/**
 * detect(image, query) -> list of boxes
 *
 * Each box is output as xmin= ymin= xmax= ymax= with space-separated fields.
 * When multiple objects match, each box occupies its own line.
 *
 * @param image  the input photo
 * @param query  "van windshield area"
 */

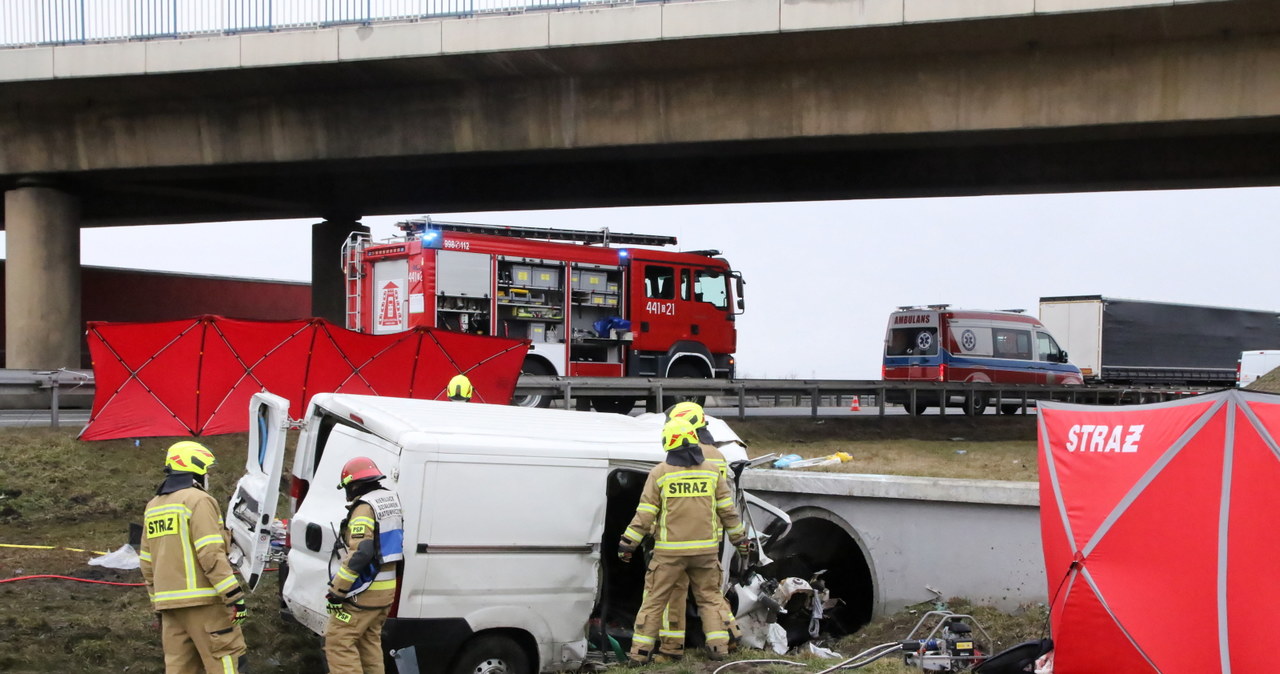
xmin=993 ymin=329 xmax=1032 ymax=359
xmin=887 ymin=327 xmax=938 ymax=356
xmin=1037 ymin=332 xmax=1063 ymax=362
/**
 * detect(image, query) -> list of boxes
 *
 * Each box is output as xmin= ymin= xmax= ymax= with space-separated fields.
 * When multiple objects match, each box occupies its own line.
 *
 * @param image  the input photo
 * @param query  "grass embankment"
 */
xmin=0 ymin=418 xmax=1042 ymax=673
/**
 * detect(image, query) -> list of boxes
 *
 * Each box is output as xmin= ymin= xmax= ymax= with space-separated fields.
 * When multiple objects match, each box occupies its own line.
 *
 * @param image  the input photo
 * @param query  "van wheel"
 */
xmin=999 ymin=404 xmax=1022 ymax=415
xmin=511 ymin=359 xmax=553 ymax=408
xmin=964 ymin=393 xmax=988 ymax=416
xmin=451 ymin=635 xmax=530 ymax=674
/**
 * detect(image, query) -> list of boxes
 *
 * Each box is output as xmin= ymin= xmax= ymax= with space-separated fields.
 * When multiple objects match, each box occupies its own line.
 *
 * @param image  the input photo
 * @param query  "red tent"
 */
xmin=82 ymin=316 xmax=530 ymax=440
xmin=1038 ymin=389 xmax=1280 ymax=673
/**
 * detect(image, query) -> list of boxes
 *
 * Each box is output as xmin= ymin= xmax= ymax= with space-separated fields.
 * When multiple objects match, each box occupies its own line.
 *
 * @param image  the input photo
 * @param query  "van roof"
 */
xmin=309 ymin=393 xmax=670 ymax=462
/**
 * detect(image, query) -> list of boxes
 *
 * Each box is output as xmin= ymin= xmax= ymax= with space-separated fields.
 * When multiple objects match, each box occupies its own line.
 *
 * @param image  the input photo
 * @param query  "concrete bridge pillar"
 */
xmin=4 ymin=184 xmax=82 ymax=369
xmin=312 ymin=219 xmax=368 ymax=326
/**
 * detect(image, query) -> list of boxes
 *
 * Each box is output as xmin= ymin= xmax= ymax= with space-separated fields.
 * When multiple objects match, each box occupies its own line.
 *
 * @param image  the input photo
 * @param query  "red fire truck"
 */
xmin=343 ymin=219 xmax=745 ymax=413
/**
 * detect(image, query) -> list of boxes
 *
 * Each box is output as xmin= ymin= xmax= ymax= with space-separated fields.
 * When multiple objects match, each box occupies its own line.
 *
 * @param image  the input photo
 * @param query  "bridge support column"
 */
xmin=4 ymin=184 xmax=81 ymax=369
xmin=312 ymin=219 xmax=368 ymax=326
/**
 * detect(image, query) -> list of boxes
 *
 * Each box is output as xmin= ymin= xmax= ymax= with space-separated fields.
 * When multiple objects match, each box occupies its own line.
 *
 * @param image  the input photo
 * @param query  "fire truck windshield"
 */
xmin=694 ymin=270 xmax=729 ymax=309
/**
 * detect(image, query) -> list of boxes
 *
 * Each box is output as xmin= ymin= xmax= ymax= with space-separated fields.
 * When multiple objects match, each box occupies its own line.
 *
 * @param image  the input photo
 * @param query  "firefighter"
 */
xmin=619 ymin=419 xmax=749 ymax=665
xmin=140 ymin=441 xmax=248 ymax=674
xmin=447 ymin=373 xmax=473 ymax=402
xmin=656 ymin=402 xmax=739 ymax=661
xmin=325 ymin=456 xmax=405 ymax=674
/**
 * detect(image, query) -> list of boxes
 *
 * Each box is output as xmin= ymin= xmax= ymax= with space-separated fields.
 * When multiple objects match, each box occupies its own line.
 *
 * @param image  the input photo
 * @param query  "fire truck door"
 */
xmin=372 ymin=259 xmax=410 ymax=335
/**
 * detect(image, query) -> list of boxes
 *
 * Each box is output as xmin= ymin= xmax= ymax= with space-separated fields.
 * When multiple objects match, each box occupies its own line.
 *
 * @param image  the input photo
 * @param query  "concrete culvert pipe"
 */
xmin=758 ymin=513 xmax=874 ymax=645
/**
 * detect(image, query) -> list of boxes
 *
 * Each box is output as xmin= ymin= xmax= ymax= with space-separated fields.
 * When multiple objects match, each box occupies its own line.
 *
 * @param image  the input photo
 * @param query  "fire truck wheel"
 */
xmin=591 ymin=397 xmax=636 ymax=415
xmin=512 ymin=359 xmax=554 ymax=408
xmin=662 ymin=361 xmax=709 ymax=409
xmin=999 ymin=404 xmax=1022 ymax=415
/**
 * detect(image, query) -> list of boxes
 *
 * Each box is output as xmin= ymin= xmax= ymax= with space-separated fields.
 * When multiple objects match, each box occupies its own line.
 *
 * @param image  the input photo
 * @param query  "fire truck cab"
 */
xmin=344 ymin=220 xmax=744 ymax=412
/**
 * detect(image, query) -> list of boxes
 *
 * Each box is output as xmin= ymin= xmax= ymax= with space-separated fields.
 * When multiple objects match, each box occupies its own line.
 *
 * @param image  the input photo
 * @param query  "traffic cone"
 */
xmin=849 ymin=395 xmax=861 ymax=411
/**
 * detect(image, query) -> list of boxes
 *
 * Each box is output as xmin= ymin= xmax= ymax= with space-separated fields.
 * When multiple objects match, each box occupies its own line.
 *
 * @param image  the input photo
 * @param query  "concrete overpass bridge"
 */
xmin=1 ymin=0 xmax=1277 ymax=369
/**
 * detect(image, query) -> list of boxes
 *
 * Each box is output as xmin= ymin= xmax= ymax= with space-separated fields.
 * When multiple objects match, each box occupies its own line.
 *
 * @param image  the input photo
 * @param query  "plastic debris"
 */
xmin=88 ymin=544 xmax=140 ymax=570
xmin=774 ymin=452 xmax=852 ymax=469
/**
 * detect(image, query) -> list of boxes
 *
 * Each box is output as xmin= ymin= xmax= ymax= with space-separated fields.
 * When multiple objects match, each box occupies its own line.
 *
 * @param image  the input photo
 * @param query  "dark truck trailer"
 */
xmin=1039 ymin=296 xmax=1280 ymax=386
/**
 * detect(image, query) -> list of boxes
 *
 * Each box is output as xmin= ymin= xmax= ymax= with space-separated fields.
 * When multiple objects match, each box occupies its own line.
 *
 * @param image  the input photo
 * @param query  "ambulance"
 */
xmin=225 ymin=392 xmax=785 ymax=674
xmin=882 ymin=305 xmax=1083 ymax=415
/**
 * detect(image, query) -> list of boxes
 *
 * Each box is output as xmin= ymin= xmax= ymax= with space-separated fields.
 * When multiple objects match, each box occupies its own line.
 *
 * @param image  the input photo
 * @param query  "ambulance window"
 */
xmin=1037 ymin=332 xmax=1063 ymax=361
xmin=694 ymin=270 xmax=729 ymax=309
xmin=645 ymin=266 xmax=675 ymax=299
xmin=888 ymin=328 xmax=937 ymax=356
xmin=993 ymin=329 xmax=1032 ymax=359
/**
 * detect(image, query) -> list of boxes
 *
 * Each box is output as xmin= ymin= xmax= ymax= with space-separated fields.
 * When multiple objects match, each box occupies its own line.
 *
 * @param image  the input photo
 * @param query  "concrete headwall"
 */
xmin=743 ymin=471 xmax=1045 ymax=617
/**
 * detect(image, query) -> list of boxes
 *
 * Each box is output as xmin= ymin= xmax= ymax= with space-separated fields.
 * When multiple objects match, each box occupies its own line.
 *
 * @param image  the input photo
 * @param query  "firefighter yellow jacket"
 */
xmin=623 ymin=458 xmax=745 ymax=556
xmin=140 ymin=486 xmax=243 ymax=611
xmin=328 ymin=501 xmax=398 ymax=609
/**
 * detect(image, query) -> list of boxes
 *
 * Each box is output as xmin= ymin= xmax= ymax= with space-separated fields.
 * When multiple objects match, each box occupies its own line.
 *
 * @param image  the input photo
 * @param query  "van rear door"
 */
xmin=227 ymin=392 xmax=290 ymax=591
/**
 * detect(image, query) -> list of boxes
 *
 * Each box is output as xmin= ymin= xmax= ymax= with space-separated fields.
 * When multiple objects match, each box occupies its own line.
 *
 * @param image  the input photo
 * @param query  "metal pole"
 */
xmin=50 ymin=379 xmax=61 ymax=429
xmin=878 ymin=386 xmax=886 ymax=418
xmin=810 ymin=386 xmax=818 ymax=418
xmin=737 ymin=385 xmax=745 ymax=421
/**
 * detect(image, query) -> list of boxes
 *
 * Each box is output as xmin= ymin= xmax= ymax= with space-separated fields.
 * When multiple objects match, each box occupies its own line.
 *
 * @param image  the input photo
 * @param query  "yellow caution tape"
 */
xmin=0 ymin=543 xmax=111 ymax=555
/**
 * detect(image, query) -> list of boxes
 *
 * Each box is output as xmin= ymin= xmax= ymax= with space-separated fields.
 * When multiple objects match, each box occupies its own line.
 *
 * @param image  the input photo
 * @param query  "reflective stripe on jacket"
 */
xmin=623 ymin=458 xmax=745 ymax=556
xmin=140 ymin=486 xmax=242 ymax=611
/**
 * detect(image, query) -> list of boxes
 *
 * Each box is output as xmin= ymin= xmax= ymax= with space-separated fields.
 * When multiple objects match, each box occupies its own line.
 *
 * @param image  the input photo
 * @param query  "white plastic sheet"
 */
xmin=87 ymin=544 xmax=140 ymax=570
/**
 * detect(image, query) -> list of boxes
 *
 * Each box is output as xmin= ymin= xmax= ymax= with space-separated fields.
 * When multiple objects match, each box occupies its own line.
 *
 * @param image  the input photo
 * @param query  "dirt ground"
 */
xmin=0 ymin=418 xmax=1042 ymax=673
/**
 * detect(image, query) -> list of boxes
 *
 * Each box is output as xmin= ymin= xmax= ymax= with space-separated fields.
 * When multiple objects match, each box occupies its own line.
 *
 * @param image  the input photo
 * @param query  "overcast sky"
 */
xmin=6 ymin=186 xmax=1278 ymax=379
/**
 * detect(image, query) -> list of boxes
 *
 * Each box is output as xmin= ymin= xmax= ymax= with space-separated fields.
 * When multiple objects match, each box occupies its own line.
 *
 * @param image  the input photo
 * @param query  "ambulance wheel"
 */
xmin=511 ymin=359 xmax=553 ymax=408
xmin=964 ymin=393 xmax=988 ymax=416
xmin=451 ymin=634 xmax=530 ymax=674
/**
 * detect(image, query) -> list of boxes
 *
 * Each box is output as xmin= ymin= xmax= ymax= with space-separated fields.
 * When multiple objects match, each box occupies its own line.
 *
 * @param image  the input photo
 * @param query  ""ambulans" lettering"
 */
xmin=666 ymin=479 xmax=711 ymax=497
xmin=894 ymin=314 xmax=933 ymax=325
xmin=1064 ymin=424 xmax=1144 ymax=453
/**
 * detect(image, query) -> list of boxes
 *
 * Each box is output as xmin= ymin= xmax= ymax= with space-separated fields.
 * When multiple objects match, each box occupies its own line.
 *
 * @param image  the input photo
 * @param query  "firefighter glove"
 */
xmin=325 ymin=592 xmax=345 ymax=616
xmin=618 ymin=540 xmax=637 ymax=564
xmin=734 ymin=538 xmax=755 ymax=556
xmin=229 ymin=598 xmax=248 ymax=626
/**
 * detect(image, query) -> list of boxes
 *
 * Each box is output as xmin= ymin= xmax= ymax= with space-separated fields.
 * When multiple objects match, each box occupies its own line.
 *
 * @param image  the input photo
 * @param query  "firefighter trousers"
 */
xmin=659 ymin=572 xmax=741 ymax=658
xmin=324 ymin=603 xmax=390 ymax=674
xmin=160 ymin=602 xmax=246 ymax=674
xmin=630 ymin=553 xmax=737 ymax=662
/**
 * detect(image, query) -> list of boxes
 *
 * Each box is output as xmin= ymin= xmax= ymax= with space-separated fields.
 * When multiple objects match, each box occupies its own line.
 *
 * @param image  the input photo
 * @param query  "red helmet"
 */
xmin=338 ymin=456 xmax=385 ymax=490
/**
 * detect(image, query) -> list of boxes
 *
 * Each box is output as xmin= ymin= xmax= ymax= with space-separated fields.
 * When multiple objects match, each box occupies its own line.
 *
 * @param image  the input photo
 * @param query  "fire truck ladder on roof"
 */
xmin=397 ymin=218 xmax=678 ymax=247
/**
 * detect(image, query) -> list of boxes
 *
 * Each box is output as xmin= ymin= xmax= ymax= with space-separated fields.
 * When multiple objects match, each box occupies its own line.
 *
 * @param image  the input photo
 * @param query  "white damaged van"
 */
xmin=225 ymin=392 xmax=783 ymax=674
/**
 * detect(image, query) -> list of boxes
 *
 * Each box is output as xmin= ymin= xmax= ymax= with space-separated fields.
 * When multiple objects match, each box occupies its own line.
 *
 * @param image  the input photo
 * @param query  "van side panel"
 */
xmin=283 ymin=425 xmax=403 ymax=634
xmin=403 ymin=452 xmax=610 ymax=672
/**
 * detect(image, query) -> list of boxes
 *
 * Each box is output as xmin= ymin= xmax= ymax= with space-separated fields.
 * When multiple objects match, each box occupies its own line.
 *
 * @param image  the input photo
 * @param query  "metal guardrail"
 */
xmin=516 ymin=376 xmax=1212 ymax=418
xmin=1 ymin=0 xmax=666 ymax=48
xmin=0 ymin=369 xmax=1210 ymax=428
xmin=0 ymin=368 xmax=94 ymax=428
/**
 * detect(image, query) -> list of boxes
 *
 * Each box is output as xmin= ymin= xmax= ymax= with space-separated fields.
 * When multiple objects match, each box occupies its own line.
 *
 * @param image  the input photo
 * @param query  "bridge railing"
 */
xmin=0 ymin=368 xmax=94 ymax=428
xmin=1 ymin=0 xmax=663 ymax=48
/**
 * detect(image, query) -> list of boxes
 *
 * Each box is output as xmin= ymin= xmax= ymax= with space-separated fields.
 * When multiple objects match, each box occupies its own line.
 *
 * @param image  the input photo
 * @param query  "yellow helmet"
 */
xmin=662 ymin=419 xmax=699 ymax=452
xmin=165 ymin=441 xmax=216 ymax=476
xmin=447 ymin=374 xmax=474 ymax=402
xmin=666 ymin=401 xmax=707 ymax=429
